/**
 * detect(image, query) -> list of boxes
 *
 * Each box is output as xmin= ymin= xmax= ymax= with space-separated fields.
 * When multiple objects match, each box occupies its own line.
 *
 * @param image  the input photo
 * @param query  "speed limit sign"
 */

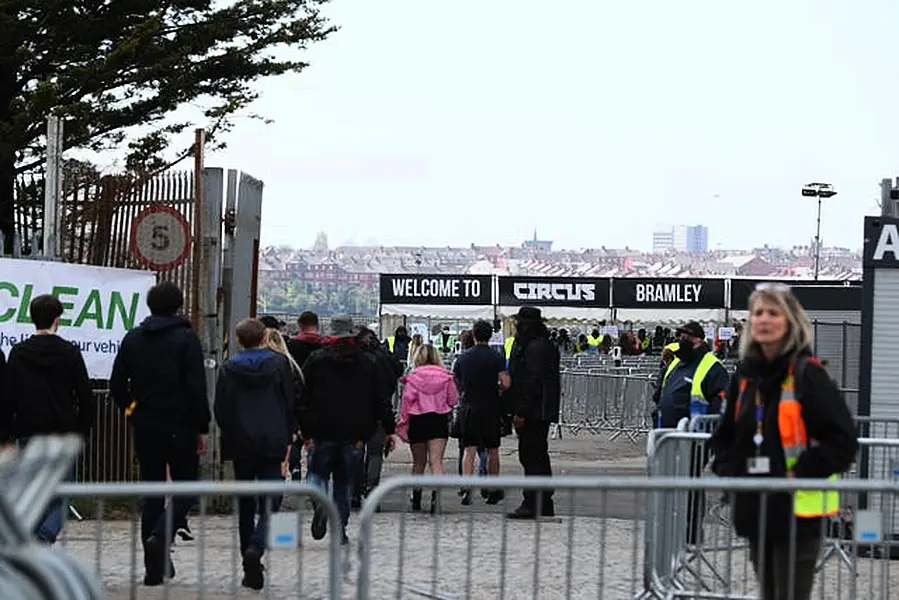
xmin=130 ymin=205 xmax=192 ymax=271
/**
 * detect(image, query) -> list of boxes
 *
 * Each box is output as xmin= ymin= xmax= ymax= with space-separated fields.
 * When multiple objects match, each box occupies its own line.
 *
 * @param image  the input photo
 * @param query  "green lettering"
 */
xmin=107 ymin=291 xmax=139 ymax=330
xmin=51 ymin=285 xmax=78 ymax=327
xmin=74 ymin=289 xmax=104 ymax=329
xmin=16 ymin=284 xmax=33 ymax=324
xmin=0 ymin=281 xmax=18 ymax=322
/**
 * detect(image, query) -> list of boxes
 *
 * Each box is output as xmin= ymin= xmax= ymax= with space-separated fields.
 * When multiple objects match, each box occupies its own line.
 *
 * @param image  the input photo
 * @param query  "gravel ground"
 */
xmin=57 ymin=510 xmax=898 ymax=600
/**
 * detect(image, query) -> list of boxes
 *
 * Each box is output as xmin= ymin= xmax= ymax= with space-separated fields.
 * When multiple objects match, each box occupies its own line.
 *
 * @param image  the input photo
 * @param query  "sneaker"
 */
xmin=311 ymin=502 xmax=328 ymax=541
xmin=176 ymin=526 xmax=194 ymax=542
xmin=241 ymin=546 xmax=264 ymax=591
xmin=340 ymin=531 xmax=350 ymax=546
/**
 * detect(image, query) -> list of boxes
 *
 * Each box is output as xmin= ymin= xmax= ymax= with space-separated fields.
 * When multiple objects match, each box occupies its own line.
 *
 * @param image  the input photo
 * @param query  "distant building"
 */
xmin=652 ymin=230 xmax=675 ymax=253
xmin=658 ymin=225 xmax=709 ymax=253
xmin=522 ymin=229 xmax=553 ymax=252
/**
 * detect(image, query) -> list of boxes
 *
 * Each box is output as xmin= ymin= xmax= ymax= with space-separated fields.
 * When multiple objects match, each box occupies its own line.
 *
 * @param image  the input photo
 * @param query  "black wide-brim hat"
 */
xmin=514 ymin=306 xmax=544 ymax=323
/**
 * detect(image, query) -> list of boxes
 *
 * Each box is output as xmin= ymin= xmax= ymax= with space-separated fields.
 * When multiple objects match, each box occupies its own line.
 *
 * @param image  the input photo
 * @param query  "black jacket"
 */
xmin=655 ymin=344 xmax=729 ymax=428
xmin=507 ymin=326 xmax=561 ymax=422
xmin=300 ymin=339 xmax=396 ymax=442
xmin=214 ymin=348 xmax=296 ymax=461
xmin=362 ymin=342 xmax=400 ymax=400
xmin=287 ymin=332 xmax=329 ymax=368
xmin=110 ymin=315 xmax=211 ymax=435
xmin=0 ymin=334 xmax=94 ymax=442
xmin=710 ymin=352 xmax=857 ymax=542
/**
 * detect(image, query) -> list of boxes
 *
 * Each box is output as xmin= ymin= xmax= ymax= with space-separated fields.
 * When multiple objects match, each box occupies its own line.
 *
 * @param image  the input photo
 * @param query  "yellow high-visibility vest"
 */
xmin=504 ymin=336 xmax=515 ymax=359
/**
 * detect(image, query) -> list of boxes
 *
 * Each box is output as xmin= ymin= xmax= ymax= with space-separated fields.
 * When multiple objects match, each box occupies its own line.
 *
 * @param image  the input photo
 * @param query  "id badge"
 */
xmin=747 ymin=457 xmax=770 ymax=475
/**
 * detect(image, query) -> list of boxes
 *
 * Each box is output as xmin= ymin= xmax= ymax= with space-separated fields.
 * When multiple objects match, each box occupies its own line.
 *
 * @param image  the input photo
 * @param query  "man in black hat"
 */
xmin=505 ymin=306 xmax=561 ymax=520
xmin=655 ymin=320 xmax=729 ymax=546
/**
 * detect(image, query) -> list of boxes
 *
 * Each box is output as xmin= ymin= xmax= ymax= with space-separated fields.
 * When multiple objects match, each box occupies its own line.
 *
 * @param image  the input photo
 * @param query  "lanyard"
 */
xmin=752 ymin=386 xmax=765 ymax=454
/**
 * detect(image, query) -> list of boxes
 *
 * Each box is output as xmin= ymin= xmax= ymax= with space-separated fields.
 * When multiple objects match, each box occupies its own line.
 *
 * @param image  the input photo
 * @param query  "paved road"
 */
xmin=371 ymin=433 xmax=648 ymax=519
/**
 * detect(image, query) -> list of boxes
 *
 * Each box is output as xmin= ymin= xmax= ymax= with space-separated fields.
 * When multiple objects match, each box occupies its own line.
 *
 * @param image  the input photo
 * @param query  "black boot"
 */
xmin=410 ymin=489 xmax=422 ymax=512
xmin=429 ymin=490 xmax=441 ymax=514
xmin=460 ymin=488 xmax=472 ymax=506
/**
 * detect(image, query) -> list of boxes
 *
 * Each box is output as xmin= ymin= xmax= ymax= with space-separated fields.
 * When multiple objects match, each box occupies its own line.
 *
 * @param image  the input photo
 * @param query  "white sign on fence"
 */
xmin=717 ymin=327 xmax=735 ymax=340
xmin=0 ymin=259 xmax=156 ymax=379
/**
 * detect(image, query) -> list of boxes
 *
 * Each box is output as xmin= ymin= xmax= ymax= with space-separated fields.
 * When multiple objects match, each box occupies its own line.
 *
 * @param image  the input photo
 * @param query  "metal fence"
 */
xmin=355 ymin=474 xmax=899 ymax=600
xmin=54 ymin=480 xmax=345 ymax=599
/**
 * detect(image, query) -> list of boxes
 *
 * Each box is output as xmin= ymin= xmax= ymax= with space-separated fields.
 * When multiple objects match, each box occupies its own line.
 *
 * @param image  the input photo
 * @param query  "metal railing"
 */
xmin=558 ymin=372 xmax=656 ymax=442
xmin=355 ymin=474 xmax=899 ymax=599
xmin=54 ymin=480 xmax=345 ymax=598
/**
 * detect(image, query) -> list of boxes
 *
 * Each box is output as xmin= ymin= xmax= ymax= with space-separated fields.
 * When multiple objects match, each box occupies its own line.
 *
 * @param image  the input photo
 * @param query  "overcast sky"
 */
xmin=211 ymin=0 xmax=899 ymax=252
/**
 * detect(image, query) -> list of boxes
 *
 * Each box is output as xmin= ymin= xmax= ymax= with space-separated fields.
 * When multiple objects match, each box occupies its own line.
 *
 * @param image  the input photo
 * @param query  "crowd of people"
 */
xmin=0 ymin=279 xmax=863 ymax=598
xmin=0 ymin=280 xmax=564 ymax=591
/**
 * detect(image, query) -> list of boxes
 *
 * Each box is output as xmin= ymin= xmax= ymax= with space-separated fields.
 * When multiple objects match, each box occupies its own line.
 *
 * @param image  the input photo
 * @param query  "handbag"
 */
xmin=449 ymin=400 xmax=468 ymax=439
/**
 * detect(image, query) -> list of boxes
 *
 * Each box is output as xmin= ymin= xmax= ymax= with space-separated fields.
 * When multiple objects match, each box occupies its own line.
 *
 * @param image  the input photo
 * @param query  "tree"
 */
xmin=0 ymin=0 xmax=335 ymax=251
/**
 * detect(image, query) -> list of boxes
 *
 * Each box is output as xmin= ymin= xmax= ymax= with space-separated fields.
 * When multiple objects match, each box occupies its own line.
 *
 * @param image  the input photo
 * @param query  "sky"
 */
xmin=206 ymin=0 xmax=899 ymax=252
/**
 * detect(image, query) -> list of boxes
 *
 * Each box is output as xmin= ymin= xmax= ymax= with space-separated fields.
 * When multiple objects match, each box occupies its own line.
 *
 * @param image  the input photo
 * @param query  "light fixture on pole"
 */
xmin=801 ymin=182 xmax=837 ymax=280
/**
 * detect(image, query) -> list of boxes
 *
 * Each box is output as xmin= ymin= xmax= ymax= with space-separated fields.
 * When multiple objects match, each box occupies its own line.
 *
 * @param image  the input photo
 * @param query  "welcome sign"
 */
xmin=0 ymin=259 xmax=156 ymax=378
xmin=379 ymin=274 xmax=492 ymax=305
xmin=612 ymin=278 xmax=726 ymax=309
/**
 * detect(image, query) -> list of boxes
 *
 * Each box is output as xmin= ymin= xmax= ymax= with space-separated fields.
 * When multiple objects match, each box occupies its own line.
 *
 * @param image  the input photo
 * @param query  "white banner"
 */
xmin=0 ymin=259 xmax=156 ymax=379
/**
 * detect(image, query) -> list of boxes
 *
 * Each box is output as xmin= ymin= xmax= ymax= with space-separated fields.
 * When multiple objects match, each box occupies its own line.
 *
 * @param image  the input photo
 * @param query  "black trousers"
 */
xmin=517 ymin=419 xmax=553 ymax=508
xmin=132 ymin=425 xmax=199 ymax=544
xmin=749 ymin=534 xmax=821 ymax=600
xmin=686 ymin=441 xmax=710 ymax=545
xmin=233 ymin=457 xmax=283 ymax=556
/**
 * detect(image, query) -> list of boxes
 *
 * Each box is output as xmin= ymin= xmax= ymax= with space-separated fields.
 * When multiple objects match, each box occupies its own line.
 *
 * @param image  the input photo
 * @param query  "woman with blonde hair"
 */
xmin=397 ymin=343 xmax=458 ymax=513
xmin=709 ymin=283 xmax=857 ymax=600
xmin=407 ymin=333 xmax=424 ymax=366
xmin=263 ymin=328 xmax=304 ymax=479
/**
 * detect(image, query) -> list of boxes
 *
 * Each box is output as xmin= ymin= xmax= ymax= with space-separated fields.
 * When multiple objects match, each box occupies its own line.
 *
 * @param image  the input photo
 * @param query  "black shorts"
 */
xmin=407 ymin=412 xmax=450 ymax=444
xmin=458 ymin=403 xmax=502 ymax=450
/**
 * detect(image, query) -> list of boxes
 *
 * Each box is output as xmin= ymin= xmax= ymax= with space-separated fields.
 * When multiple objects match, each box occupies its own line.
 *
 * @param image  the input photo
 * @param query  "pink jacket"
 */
xmin=396 ymin=365 xmax=459 ymax=442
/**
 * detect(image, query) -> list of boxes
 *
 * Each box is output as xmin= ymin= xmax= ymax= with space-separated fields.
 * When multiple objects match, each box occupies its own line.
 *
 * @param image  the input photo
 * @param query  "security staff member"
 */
xmin=656 ymin=322 xmax=728 ymax=428
xmin=655 ymin=321 xmax=729 ymax=546
xmin=586 ymin=328 xmax=603 ymax=353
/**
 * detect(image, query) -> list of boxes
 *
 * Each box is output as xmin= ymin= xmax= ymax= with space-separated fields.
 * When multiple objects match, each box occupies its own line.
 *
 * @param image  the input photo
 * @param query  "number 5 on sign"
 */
xmin=130 ymin=206 xmax=192 ymax=271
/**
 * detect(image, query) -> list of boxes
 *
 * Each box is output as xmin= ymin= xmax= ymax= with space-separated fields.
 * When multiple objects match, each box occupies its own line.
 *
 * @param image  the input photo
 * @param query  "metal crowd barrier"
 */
xmin=53 ymin=479 xmax=345 ymax=598
xmin=558 ymin=372 xmax=656 ymax=443
xmin=646 ymin=429 xmax=899 ymax=600
xmin=355 ymin=474 xmax=899 ymax=599
xmin=0 ymin=436 xmax=104 ymax=599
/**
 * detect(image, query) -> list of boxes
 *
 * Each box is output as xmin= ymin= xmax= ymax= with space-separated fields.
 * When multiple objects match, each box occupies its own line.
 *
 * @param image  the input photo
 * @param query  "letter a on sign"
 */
xmin=873 ymin=224 xmax=899 ymax=261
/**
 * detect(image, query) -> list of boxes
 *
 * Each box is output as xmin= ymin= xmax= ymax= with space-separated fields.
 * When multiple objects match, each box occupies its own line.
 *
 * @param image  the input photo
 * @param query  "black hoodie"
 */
xmin=214 ymin=348 xmax=295 ymax=461
xmin=0 ymin=334 xmax=94 ymax=442
xmin=301 ymin=338 xmax=396 ymax=442
xmin=110 ymin=315 xmax=210 ymax=435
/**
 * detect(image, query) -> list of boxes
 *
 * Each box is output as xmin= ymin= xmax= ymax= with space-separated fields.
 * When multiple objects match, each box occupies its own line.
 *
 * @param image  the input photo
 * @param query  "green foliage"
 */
xmin=1 ymin=0 xmax=335 ymax=170
xmin=0 ymin=0 xmax=335 ymax=249
xmin=258 ymin=280 xmax=378 ymax=317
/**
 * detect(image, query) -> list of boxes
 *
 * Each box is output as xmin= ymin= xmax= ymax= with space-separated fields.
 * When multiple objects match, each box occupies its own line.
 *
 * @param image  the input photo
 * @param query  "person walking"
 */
xmin=505 ymin=306 xmax=561 ymax=520
xmin=452 ymin=330 xmax=487 ymax=481
xmin=214 ymin=318 xmax=297 ymax=590
xmin=453 ymin=320 xmax=510 ymax=506
xmin=301 ymin=315 xmax=397 ymax=545
xmin=353 ymin=326 xmax=400 ymax=508
xmin=286 ymin=311 xmax=329 ymax=367
xmin=709 ymin=283 xmax=857 ymax=600
xmin=109 ymin=282 xmax=209 ymax=586
xmin=397 ymin=344 xmax=458 ymax=513
xmin=0 ymin=294 xmax=94 ymax=544
xmin=264 ymin=327 xmax=305 ymax=480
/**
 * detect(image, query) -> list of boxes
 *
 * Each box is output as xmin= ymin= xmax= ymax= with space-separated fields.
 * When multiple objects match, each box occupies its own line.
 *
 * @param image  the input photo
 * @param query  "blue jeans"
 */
xmin=36 ymin=499 xmax=65 ymax=544
xmin=233 ymin=457 xmax=283 ymax=556
xmin=306 ymin=441 xmax=363 ymax=532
